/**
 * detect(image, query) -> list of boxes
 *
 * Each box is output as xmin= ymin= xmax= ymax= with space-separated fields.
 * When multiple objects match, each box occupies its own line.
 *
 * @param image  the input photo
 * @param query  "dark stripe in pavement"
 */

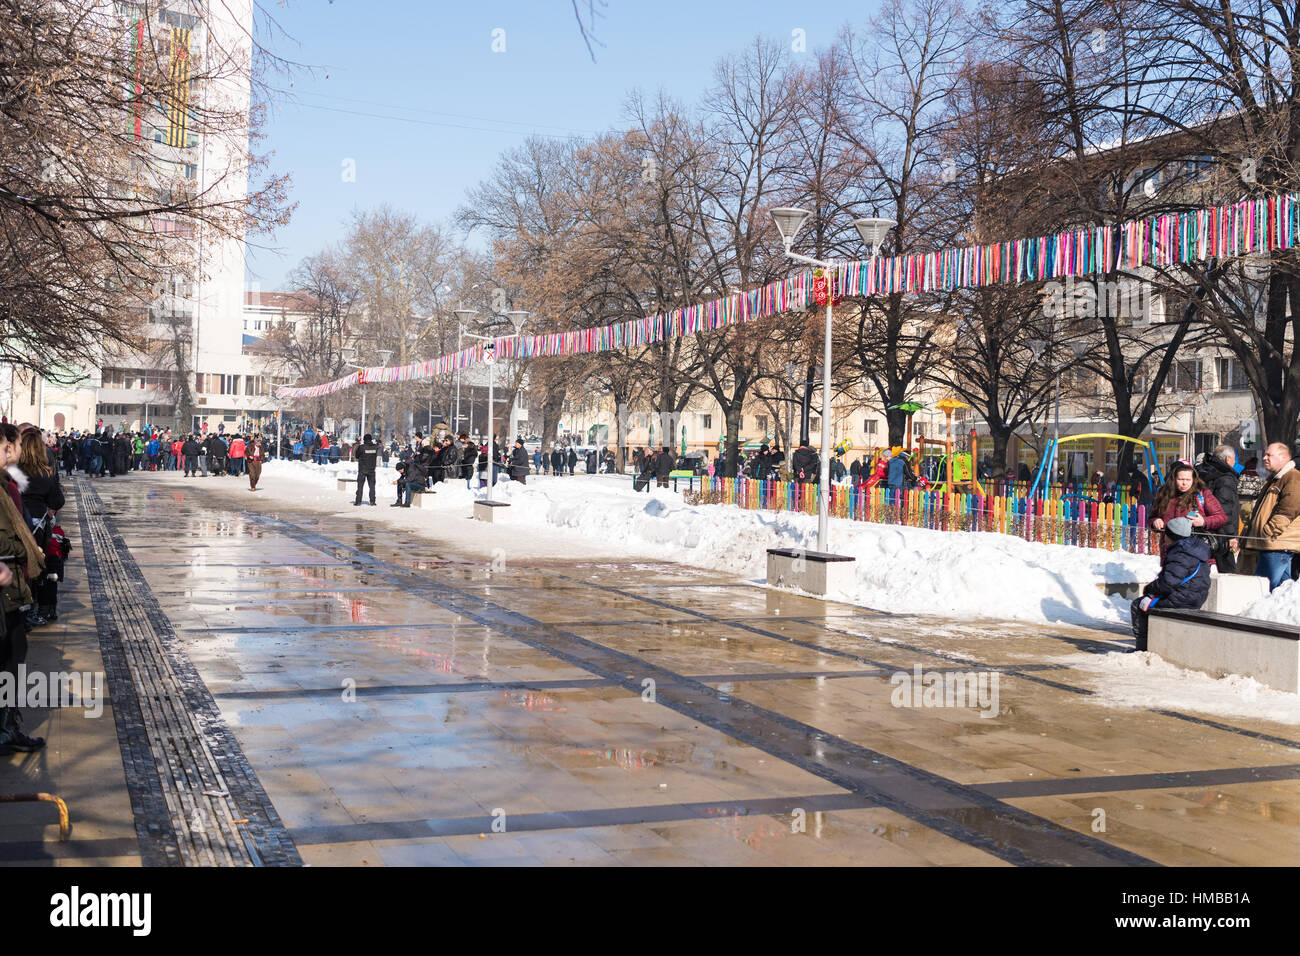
xmin=252 ymin=511 xmax=1156 ymax=867
xmin=290 ymin=793 xmax=869 ymax=846
xmin=290 ymin=762 xmax=1300 ymax=848
xmin=979 ymin=762 xmax=1300 ymax=799
xmin=211 ymin=665 xmax=1067 ymax=704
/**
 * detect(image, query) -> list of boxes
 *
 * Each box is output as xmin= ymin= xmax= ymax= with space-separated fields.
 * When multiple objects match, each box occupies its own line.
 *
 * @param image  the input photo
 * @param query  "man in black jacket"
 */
xmin=1197 ymin=445 xmax=1241 ymax=572
xmin=1130 ymin=516 xmax=1211 ymax=651
xmin=181 ymin=436 xmax=201 ymax=477
xmin=791 ymin=442 xmax=820 ymax=483
xmin=353 ymin=434 xmax=378 ymax=506
xmin=654 ymin=446 xmax=673 ymax=488
xmin=510 ymin=438 xmax=530 ymax=483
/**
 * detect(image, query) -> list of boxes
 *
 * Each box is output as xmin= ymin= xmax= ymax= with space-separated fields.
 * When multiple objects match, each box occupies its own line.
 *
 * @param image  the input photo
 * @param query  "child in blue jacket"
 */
xmin=1131 ymin=516 xmax=1211 ymax=651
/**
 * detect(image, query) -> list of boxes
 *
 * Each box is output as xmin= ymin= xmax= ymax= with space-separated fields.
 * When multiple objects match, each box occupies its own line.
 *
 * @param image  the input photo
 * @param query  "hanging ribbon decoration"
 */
xmin=277 ymin=191 xmax=1300 ymax=399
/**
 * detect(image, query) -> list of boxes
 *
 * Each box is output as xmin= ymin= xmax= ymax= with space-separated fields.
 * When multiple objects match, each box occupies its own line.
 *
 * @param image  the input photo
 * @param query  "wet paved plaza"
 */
xmin=4 ymin=473 xmax=1300 ymax=866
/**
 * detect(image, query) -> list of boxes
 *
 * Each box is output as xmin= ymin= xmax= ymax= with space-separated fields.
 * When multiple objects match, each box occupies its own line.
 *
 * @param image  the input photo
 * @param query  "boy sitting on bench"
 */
xmin=1131 ymin=516 xmax=1211 ymax=651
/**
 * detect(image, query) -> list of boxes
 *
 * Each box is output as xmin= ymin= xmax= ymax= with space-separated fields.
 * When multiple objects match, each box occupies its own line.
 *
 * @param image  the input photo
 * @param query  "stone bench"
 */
xmin=473 ymin=500 xmax=511 ymax=523
xmin=766 ymin=547 xmax=856 ymax=597
xmin=1148 ymin=607 xmax=1300 ymax=693
xmin=1203 ymin=572 xmax=1271 ymax=616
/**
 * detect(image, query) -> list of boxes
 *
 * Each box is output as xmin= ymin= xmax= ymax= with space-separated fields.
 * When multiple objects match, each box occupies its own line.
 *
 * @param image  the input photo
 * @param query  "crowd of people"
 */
xmin=57 ymin=426 xmax=270 ymax=491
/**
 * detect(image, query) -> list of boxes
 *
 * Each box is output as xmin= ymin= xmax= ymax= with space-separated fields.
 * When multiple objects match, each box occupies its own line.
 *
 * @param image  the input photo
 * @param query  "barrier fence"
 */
xmin=683 ymin=478 xmax=1160 ymax=555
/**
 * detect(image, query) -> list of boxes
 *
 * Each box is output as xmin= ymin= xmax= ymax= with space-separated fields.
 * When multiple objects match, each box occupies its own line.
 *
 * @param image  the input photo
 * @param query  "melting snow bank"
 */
xmin=483 ymin=474 xmax=1158 ymax=629
xmin=255 ymin=460 xmax=1159 ymax=629
xmin=1051 ymin=650 xmax=1300 ymax=725
xmin=1241 ymin=578 xmax=1300 ymax=627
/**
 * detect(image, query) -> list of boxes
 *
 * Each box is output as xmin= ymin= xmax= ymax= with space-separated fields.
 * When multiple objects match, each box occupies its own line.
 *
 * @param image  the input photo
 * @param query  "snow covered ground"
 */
xmin=239 ymin=459 xmax=1160 ymax=630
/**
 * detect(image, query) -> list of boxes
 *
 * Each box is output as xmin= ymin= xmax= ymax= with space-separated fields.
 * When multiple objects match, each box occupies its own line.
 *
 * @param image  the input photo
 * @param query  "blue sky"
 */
xmin=244 ymin=0 xmax=868 ymax=290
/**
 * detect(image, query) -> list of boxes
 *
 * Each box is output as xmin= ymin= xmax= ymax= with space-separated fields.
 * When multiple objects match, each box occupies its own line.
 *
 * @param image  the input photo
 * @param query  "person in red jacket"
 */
xmin=228 ymin=434 xmax=246 ymax=477
xmin=1149 ymin=460 xmax=1226 ymax=559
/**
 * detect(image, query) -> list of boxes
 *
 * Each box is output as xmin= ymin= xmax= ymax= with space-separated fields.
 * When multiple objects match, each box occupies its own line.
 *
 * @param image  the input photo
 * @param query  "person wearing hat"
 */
xmin=509 ymin=437 xmax=530 ymax=484
xmin=246 ymin=433 xmax=266 ymax=491
xmin=353 ymin=434 xmax=378 ymax=505
xmin=1130 ymin=515 xmax=1211 ymax=651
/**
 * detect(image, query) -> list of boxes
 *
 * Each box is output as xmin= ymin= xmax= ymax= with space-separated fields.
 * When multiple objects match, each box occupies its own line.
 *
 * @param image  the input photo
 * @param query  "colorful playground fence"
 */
xmin=683 ymin=478 xmax=1160 ymax=555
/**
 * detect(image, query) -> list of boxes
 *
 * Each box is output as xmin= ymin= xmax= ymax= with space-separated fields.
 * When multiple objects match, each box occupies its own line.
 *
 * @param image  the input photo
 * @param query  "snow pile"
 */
xmin=242 ymin=460 xmax=1159 ymax=629
xmin=1055 ymin=649 xmax=1300 ymax=724
xmin=487 ymin=475 xmax=1158 ymax=628
xmin=1240 ymin=578 xmax=1300 ymax=627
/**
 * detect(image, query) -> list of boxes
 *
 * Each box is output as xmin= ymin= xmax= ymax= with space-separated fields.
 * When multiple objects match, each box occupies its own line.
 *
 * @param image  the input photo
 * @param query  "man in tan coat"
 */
xmin=1244 ymin=442 xmax=1300 ymax=590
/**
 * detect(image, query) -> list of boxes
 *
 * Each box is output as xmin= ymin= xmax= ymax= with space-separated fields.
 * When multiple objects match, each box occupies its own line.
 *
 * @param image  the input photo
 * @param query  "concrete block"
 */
xmin=1204 ymin=573 xmax=1271 ymax=616
xmin=473 ymin=500 xmax=511 ymax=523
xmin=1148 ymin=608 xmax=1300 ymax=693
xmin=415 ymin=492 xmax=440 ymax=510
xmin=336 ymin=478 xmax=356 ymax=491
xmin=766 ymin=548 xmax=856 ymax=597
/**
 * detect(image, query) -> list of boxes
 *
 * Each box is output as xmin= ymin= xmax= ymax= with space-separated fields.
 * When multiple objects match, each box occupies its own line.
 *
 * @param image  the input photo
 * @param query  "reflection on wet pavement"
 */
xmin=87 ymin=478 xmax=1300 ymax=866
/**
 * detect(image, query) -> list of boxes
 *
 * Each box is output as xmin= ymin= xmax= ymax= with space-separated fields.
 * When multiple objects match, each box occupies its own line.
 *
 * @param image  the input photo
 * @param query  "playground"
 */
xmin=704 ymin=401 xmax=1173 ymax=557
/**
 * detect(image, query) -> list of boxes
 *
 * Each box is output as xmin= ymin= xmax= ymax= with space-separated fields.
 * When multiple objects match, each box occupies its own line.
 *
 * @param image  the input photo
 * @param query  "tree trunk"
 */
xmin=885 ymin=405 xmax=907 ymax=447
xmin=723 ymin=403 xmax=743 ymax=478
xmin=988 ymin=426 xmax=1011 ymax=476
xmin=540 ymin=385 xmax=566 ymax=445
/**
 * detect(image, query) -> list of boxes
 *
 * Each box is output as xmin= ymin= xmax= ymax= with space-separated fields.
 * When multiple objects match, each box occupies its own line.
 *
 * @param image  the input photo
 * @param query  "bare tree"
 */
xmin=0 ymin=0 xmax=291 ymax=376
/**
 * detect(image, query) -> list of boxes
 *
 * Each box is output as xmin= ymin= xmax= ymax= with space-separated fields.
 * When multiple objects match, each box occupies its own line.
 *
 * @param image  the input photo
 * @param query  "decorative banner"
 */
xmin=276 ymin=191 xmax=1300 ymax=400
xmin=165 ymin=28 xmax=191 ymax=148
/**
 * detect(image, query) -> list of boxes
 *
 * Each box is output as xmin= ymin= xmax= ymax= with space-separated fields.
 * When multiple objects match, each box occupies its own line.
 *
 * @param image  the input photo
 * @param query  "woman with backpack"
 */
xmin=1149 ymin=461 xmax=1227 ymax=560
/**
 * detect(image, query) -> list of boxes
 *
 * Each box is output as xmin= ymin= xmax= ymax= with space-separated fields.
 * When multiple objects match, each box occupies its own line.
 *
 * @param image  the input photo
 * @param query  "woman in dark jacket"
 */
xmin=18 ymin=431 xmax=62 ymax=625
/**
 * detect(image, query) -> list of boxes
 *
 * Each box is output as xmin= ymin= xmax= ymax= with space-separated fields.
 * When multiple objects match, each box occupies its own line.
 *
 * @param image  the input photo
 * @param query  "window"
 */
xmin=1169 ymin=359 xmax=1202 ymax=391
xmin=29 ymin=376 xmax=36 ymax=406
xmin=1216 ymin=357 xmax=1248 ymax=391
xmin=756 ymin=415 xmax=768 ymax=433
xmin=810 ymin=417 xmax=821 ymax=431
xmin=864 ymin=419 xmax=878 ymax=434
xmin=702 ymin=414 xmax=712 ymax=430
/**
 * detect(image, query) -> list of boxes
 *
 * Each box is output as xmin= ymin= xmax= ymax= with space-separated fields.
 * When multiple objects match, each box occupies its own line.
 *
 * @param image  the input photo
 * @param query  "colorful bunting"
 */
xmin=276 ymin=191 xmax=1300 ymax=400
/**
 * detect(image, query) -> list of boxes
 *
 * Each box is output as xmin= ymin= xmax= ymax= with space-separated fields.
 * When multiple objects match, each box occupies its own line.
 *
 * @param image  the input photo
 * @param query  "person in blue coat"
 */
xmin=1130 ymin=516 xmax=1211 ymax=651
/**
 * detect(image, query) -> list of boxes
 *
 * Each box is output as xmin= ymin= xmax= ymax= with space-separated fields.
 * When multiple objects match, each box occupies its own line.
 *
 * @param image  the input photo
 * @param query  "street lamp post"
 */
xmin=454 ymin=310 xmax=476 ymax=438
xmin=343 ymin=349 xmax=392 ymax=442
xmin=460 ymin=309 xmax=529 ymax=502
xmin=770 ymin=208 xmax=895 ymax=553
